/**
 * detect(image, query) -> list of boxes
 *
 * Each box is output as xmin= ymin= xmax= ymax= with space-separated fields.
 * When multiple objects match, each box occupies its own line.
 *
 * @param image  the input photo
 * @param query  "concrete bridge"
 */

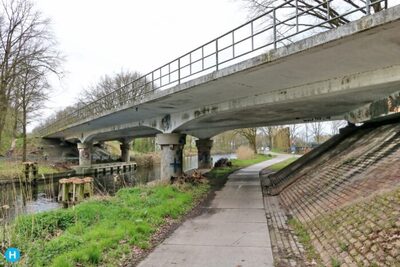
xmin=39 ymin=1 xmax=400 ymax=179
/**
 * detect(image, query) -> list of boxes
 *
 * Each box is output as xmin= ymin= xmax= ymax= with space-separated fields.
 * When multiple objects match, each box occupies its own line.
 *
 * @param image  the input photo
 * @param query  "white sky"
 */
xmin=34 ymin=0 xmax=248 ymax=120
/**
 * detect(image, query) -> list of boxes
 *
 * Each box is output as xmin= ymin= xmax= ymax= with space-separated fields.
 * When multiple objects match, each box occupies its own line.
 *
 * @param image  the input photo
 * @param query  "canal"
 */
xmin=0 ymin=154 xmax=235 ymax=222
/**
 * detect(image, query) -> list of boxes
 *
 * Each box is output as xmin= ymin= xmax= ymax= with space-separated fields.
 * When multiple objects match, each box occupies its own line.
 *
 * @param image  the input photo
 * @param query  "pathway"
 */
xmin=138 ymin=154 xmax=293 ymax=267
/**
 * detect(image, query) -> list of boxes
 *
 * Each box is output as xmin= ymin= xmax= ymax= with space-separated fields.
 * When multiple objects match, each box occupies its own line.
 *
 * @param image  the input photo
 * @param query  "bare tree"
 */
xmin=234 ymin=127 xmax=258 ymax=153
xmin=78 ymin=70 xmax=152 ymax=113
xmin=288 ymin=124 xmax=299 ymax=144
xmin=0 ymin=0 xmax=61 ymax=147
xmin=260 ymin=126 xmax=282 ymax=149
xmin=15 ymin=64 xmax=49 ymax=161
xmin=330 ymin=120 xmax=347 ymax=135
xmin=242 ymin=0 xmax=383 ymax=25
xmin=310 ymin=122 xmax=325 ymax=144
xmin=241 ymin=0 xmax=384 ymax=48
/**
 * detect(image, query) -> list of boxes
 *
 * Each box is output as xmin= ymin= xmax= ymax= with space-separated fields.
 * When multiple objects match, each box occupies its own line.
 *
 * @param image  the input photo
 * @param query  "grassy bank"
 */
xmin=206 ymin=154 xmax=273 ymax=185
xmin=267 ymin=157 xmax=297 ymax=172
xmin=0 ymin=161 xmax=60 ymax=180
xmin=231 ymin=154 xmax=273 ymax=167
xmin=1 ymin=154 xmax=272 ymax=266
xmin=1 ymin=183 xmax=209 ymax=266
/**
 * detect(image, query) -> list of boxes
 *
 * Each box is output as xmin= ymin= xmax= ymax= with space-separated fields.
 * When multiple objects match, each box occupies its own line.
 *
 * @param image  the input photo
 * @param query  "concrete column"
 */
xmin=120 ymin=140 xmax=131 ymax=163
xmin=196 ymin=139 xmax=213 ymax=169
xmin=156 ymin=133 xmax=186 ymax=180
xmin=77 ymin=142 xmax=92 ymax=166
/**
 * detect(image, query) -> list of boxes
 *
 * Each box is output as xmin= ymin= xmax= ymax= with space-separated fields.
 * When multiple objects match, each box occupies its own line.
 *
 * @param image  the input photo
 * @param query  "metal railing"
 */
xmin=38 ymin=0 xmax=391 ymax=137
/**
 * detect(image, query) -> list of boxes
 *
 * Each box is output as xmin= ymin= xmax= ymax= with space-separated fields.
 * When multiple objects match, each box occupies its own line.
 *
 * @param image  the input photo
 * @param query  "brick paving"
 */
xmin=263 ymin=123 xmax=400 ymax=266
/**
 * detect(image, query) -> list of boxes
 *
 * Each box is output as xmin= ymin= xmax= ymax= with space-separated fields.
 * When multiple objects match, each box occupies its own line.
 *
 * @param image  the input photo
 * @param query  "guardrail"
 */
xmin=38 ymin=0 xmax=391 ymax=137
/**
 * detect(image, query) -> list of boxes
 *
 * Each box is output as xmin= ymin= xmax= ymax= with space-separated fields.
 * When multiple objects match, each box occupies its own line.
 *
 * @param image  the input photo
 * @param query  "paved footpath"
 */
xmin=138 ymin=154 xmax=292 ymax=267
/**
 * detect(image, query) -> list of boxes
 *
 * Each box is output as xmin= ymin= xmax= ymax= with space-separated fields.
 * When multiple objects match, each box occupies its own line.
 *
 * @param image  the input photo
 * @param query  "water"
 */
xmin=0 ymin=154 xmax=235 ymax=222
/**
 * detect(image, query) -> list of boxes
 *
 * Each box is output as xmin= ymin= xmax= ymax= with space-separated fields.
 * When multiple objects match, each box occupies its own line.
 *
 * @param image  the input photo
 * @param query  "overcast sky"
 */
xmin=33 ymin=0 xmax=248 ymax=120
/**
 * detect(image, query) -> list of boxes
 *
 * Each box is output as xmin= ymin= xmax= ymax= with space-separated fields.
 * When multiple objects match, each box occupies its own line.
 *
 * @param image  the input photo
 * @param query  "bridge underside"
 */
xmin=46 ymin=6 xmax=400 ymax=143
xmin=41 ymin=6 xmax=400 ymax=181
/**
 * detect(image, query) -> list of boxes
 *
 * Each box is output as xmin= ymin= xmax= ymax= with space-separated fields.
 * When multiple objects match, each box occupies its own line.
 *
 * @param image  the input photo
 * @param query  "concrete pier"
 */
xmin=156 ymin=133 xmax=186 ymax=180
xmin=77 ymin=142 xmax=92 ymax=166
xmin=120 ymin=139 xmax=131 ymax=163
xmin=196 ymin=139 xmax=213 ymax=169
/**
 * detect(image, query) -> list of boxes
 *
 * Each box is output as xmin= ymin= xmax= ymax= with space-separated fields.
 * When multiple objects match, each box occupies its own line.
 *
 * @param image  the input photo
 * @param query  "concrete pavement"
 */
xmin=138 ymin=154 xmax=293 ymax=267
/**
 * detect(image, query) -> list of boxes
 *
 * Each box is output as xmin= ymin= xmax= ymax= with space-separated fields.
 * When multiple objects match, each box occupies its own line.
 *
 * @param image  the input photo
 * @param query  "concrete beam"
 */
xmin=345 ymin=91 xmax=400 ymax=123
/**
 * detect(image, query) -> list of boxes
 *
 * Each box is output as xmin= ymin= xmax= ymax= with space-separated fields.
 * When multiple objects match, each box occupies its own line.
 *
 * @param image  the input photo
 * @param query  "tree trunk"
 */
xmin=250 ymin=138 xmax=257 ymax=154
xmin=9 ymin=102 xmax=20 ymax=155
xmin=22 ymin=105 xmax=27 ymax=162
xmin=0 ymin=96 xmax=8 ymax=147
xmin=22 ymin=101 xmax=27 ymax=162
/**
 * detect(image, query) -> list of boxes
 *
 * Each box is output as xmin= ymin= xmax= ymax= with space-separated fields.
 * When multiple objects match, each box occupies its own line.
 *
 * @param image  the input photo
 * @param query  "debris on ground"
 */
xmin=214 ymin=158 xmax=232 ymax=168
xmin=170 ymin=170 xmax=208 ymax=185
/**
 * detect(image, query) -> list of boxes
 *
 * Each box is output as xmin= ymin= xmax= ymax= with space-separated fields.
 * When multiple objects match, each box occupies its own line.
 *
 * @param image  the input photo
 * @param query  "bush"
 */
xmin=133 ymin=152 xmax=160 ymax=167
xmin=236 ymin=146 xmax=255 ymax=160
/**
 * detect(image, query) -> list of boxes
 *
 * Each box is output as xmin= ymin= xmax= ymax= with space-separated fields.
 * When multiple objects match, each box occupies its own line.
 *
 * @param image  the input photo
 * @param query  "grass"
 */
xmin=331 ymin=257 xmax=341 ymax=267
xmin=230 ymin=154 xmax=273 ymax=168
xmin=0 ymin=161 xmax=61 ymax=179
xmin=288 ymin=218 xmax=321 ymax=263
xmin=267 ymin=157 xmax=298 ymax=172
xmin=0 ymin=154 xmax=273 ymax=266
xmin=1 ymin=183 xmax=209 ymax=266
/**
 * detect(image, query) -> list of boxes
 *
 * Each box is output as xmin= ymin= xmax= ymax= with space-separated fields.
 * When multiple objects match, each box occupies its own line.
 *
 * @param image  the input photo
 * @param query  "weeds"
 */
xmin=339 ymin=242 xmax=349 ymax=252
xmin=1 ymin=183 xmax=209 ymax=266
xmin=288 ymin=218 xmax=321 ymax=263
xmin=331 ymin=257 xmax=341 ymax=267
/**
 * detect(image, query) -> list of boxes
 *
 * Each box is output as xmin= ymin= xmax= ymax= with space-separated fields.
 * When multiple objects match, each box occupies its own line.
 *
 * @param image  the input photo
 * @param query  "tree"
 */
xmin=260 ymin=126 xmax=282 ymax=149
xmin=16 ymin=64 xmax=49 ymax=161
xmin=241 ymin=0 xmax=384 ymax=48
xmin=0 ymin=0 xmax=61 ymax=148
xmin=242 ymin=0 xmax=383 ymax=25
xmin=234 ymin=128 xmax=258 ymax=153
xmin=289 ymin=124 xmax=299 ymax=144
xmin=310 ymin=122 xmax=325 ymax=144
xmin=330 ymin=120 xmax=347 ymax=135
xmin=79 ymin=70 xmax=152 ymax=112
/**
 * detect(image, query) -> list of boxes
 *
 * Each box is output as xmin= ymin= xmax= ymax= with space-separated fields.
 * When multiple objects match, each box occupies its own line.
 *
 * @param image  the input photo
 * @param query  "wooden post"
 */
xmin=57 ymin=177 xmax=94 ymax=207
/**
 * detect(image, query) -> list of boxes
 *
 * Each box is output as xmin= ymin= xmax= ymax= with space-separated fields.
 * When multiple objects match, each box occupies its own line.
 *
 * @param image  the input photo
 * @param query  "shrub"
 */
xmin=236 ymin=146 xmax=255 ymax=160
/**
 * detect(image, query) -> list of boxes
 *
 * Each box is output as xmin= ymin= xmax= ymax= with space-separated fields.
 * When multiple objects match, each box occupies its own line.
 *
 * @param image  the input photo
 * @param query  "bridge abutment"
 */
xmin=156 ymin=133 xmax=186 ymax=180
xmin=78 ymin=142 xmax=92 ymax=166
xmin=196 ymin=138 xmax=213 ymax=169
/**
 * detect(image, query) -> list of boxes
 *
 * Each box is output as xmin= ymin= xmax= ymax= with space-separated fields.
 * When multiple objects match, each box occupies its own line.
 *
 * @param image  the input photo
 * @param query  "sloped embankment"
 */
xmin=263 ymin=121 xmax=400 ymax=266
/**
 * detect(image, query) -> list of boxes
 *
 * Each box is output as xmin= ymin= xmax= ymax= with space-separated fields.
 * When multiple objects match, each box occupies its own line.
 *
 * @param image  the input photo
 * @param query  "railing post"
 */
xmin=177 ymin=59 xmax=180 ymax=84
xmin=251 ymin=21 xmax=254 ymax=50
xmin=296 ymin=0 xmax=299 ymax=32
xmin=216 ymin=40 xmax=219 ymax=71
xmin=366 ymin=0 xmax=371 ymax=14
xmin=273 ymin=9 xmax=277 ymax=49
xmin=201 ymin=46 xmax=204 ymax=70
xmin=232 ymin=32 xmax=235 ymax=58
xmin=326 ymin=0 xmax=330 ymax=20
